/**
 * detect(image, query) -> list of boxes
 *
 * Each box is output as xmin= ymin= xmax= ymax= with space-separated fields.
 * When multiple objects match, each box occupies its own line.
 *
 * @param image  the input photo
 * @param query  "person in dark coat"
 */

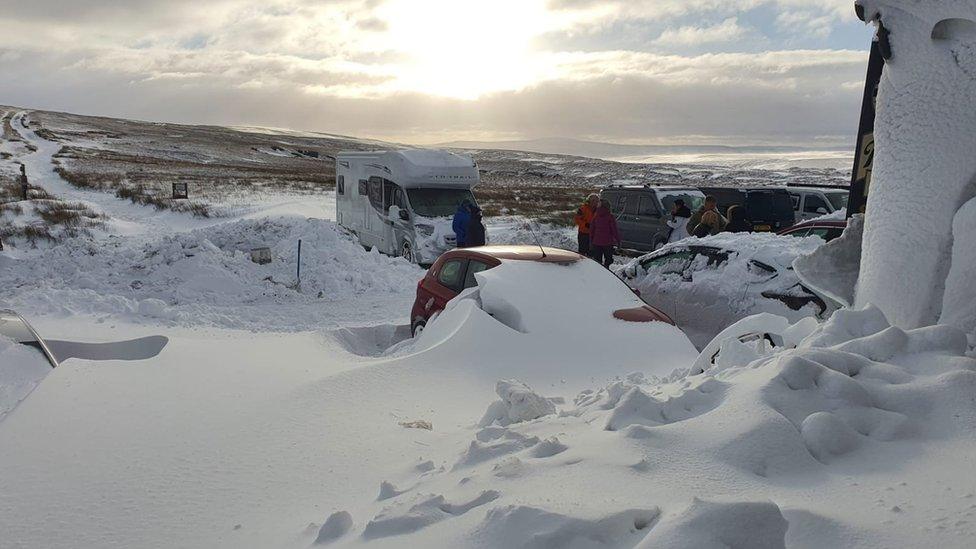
xmin=588 ymin=199 xmax=621 ymax=268
xmin=452 ymin=200 xmax=472 ymax=247
xmin=725 ymin=205 xmax=753 ymax=233
xmin=466 ymin=206 xmax=487 ymax=247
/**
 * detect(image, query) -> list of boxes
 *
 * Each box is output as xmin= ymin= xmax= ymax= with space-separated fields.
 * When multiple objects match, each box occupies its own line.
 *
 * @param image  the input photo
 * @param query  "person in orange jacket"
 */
xmin=574 ymin=193 xmax=600 ymax=256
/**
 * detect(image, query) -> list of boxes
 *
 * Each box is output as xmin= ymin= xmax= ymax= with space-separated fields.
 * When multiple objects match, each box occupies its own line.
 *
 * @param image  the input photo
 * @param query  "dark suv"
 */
xmin=697 ymin=187 xmax=795 ymax=232
xmin=600 ymin=185 xmax=705 ymax=252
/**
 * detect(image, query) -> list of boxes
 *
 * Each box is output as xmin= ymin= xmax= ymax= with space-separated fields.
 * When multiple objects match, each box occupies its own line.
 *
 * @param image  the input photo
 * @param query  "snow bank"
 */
xmin=0 ymin=216 xmax=423 ymax=330
xmin=0 ymin=335 xmax=52 ymax=421
xmin=793 ymin=214 xmax=863 ymax=307
xmin=335 ymin=303 xmax=976 ymax=547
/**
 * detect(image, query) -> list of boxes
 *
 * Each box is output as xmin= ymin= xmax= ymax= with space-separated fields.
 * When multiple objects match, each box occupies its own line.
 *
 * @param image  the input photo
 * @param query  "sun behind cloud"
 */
xmin=376 ymin=0 xmax=558 ymax=99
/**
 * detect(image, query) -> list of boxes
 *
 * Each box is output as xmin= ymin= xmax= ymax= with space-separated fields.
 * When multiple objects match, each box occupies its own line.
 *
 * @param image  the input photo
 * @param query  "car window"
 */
xmin=463 ymin=260 xmax=491 ymax=289
xmin=640 ymin=250 xmax=695 ymax=276
xmin=609 ymin=195 xmax=626 ymax=215
xmin=787 ymin=228 xmax=810 ymax=238
xmin=804 ymin=194 xmax=829 ymax=213
xmin=699 ymin=249 xmax=729 ymax=267
xmin=789 ymin=193 xmax=800 ymax=210
xmin=623 ymin=194 xmax=639 ymax=215
xmin=825 ymin=228 xmax=844 ymax=240
xmin=638 ymin=195 xmax=660 ymax=216
xmin=825 ymin=191 xmax=849 ymax=211
xmin=437 ymin=259 xmax=466 ymax=291
xmin=808 ymin=228 xmax=831 ymax=239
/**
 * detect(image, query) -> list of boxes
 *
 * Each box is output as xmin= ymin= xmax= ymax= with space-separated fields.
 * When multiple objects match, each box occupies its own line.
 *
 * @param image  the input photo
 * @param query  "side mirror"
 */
xmin=388 ymin=205 xmax=405 ymax=221
xmin=816 ymin=207 xmax=828 ymax=215
xmin=399 ymin=209 xmax=410 ymax=221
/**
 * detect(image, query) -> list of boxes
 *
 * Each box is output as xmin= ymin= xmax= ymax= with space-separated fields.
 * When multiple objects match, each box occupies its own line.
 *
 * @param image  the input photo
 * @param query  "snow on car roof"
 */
xmin=659 ymin=232 xmax=824 ymax=270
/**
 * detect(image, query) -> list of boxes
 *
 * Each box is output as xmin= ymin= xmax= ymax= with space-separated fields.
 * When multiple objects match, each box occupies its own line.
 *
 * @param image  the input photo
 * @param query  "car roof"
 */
xmin=451 ymin=245 xmax=583 ymax=263
xmin=603 ymin=185 xmax=701 ymax=192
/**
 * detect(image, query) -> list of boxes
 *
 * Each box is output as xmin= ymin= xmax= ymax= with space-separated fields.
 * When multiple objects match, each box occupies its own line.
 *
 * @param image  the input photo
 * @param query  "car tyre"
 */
xmin=401 ymin=241 xmax=415 ymax=264
xmin=411 ymin=319 xmax=426 ymax=337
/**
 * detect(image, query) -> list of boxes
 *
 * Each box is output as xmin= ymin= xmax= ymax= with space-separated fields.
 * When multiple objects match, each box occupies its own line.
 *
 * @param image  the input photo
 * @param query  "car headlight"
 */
xmin=415 ymin=224 xmax=434 ymax=237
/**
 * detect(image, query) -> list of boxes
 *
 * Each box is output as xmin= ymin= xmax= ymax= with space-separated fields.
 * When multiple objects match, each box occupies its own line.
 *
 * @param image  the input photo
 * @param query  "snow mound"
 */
xmin=314 ymin=511 xmax=354 ymax=545
xmin=361 ymin=490 xmax=500 ymax=540
xmin=479 ymin=379 xmax=555 ymax=427
xmin=0 ymin=216 xmax=422 ymax=330
xmin=637 ymin=498 xmax=787 ymax=549
xmin=479 ymin=505 xmax=659 ymax=549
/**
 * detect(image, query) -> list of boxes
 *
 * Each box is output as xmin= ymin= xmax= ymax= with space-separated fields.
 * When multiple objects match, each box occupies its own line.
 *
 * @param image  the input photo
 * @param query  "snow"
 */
xmin=939 ymin=196 xmax=976 ymax=345
xmin=793 ymin=214 xmax=864 ymax=308
xmin=0 ymin=335 xmax=52 ymax=421
xmin=854 ymin=0 xmax=976 ymax=330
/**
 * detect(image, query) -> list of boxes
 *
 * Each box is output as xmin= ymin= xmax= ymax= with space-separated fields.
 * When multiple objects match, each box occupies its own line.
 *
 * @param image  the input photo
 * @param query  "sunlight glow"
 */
xmin=377 ymin=0 xmax=555 ymax=99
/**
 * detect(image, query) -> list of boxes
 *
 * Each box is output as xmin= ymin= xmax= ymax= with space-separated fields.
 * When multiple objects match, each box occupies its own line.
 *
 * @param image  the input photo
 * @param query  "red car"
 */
xmin=777 ymin=219 xmax=847 ymax=241
xmin=410 ymin=245 xmax=674 ymax=335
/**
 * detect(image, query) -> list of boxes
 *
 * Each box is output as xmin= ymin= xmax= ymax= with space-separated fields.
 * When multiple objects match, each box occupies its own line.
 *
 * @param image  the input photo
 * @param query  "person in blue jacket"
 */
xmin=452 ymin=200 xmax=472 ymax=247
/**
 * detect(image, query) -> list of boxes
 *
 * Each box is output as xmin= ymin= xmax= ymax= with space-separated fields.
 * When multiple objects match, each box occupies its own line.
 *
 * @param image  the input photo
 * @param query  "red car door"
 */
xmin=425 ymin=257 xmax=468 ymax=316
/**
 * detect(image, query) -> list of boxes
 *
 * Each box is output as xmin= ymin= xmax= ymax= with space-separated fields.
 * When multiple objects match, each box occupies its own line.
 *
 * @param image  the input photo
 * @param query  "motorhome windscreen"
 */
xmin=825 ymin=191 xmax=849 ymax=211
xmin=657 ymin=191 xmax=704 ymax=213
xmin=406 ymin=188 xmax=476 ymax=217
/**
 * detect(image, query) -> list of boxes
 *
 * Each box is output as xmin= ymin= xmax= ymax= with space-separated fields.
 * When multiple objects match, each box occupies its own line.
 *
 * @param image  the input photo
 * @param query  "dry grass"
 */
xmin=36 ymin=201 xmax=105 ymax=226
xmin=475 ymin=185 xmax=599 ymax=226
xmin=115 ymin=184 xmax=212 ymax=217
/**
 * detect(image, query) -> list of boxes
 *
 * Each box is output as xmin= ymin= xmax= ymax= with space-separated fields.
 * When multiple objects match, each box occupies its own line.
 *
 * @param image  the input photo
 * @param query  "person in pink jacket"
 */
xmin=588 ymin=199 xmax=621 ymax=268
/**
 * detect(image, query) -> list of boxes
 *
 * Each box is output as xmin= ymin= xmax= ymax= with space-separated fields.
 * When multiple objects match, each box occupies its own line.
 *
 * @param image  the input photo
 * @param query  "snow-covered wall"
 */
xmin=855 ymin=0 xmax=976 ymax=331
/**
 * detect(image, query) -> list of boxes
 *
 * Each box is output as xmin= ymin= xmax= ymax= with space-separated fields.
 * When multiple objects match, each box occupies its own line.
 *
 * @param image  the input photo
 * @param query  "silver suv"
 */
xmin=787 ymin=186 xmax=850 ymax=223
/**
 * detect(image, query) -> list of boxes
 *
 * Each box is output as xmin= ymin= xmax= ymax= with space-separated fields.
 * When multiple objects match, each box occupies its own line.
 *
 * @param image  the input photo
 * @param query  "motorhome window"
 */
xmin=789 ymin=193 xmax=800 ymax=210
xmin=337 ymin=175 xmax=345 ymax=195
xmin=825 ymin=191 xmax=848 ymax=211
xmin=358 ymin=180 xmax=368 ymax=195
xmin=406 ymin=188 xmax=476 ymax=218
xmin=368 ymin=177 xmax=384 ymax=211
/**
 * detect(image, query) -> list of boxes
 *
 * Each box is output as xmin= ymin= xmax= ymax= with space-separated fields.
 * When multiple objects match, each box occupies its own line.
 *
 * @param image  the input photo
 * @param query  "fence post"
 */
xmin=296 ymin=239 xmax=302 ymax=289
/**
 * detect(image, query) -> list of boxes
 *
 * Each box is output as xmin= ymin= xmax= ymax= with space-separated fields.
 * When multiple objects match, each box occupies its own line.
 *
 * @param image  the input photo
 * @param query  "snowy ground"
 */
xmin=1 ymin=108 xmax=974 ymax=549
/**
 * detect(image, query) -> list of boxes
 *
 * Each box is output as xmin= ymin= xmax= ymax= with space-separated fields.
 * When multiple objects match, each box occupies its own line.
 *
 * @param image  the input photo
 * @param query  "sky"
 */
xmin=0 ymin=0 xmax=875 ymax=146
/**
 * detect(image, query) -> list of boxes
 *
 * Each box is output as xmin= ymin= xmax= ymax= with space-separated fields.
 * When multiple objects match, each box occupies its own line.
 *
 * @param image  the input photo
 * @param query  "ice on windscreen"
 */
xmin=0 ymin=335 xmax=52 ymax=421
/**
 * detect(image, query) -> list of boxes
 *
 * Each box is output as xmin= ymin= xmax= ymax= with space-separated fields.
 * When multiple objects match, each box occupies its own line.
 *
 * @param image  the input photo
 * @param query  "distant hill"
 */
xmin=438 ymin=136 xmax=850 ymax=161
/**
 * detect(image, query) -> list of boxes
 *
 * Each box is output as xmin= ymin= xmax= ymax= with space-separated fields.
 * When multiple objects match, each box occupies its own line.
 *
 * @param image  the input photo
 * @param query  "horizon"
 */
xmin=0 ymin=1 xmax=873 ymax=146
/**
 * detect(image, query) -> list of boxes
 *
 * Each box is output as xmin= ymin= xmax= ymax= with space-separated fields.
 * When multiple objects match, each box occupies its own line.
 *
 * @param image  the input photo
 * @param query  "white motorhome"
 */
xmin=335 ymin=149 xmax=481 ymax=265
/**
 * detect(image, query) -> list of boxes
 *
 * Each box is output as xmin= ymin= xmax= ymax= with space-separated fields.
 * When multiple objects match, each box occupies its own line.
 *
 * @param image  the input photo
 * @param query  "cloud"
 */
xmin=0 ymin=0 xmax=870 ymax=144
xmin=652 ymin=17 xmax=751 ymax=47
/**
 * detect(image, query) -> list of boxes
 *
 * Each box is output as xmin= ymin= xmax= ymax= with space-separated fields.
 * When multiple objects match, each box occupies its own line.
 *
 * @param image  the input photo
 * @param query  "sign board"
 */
xmin=249 ymin=247 xmax=272 ymax=265
xmin=848 ymin=40 xmax=884 ymax=217
xmin=172 ymin=182 xmax=188 ymax=200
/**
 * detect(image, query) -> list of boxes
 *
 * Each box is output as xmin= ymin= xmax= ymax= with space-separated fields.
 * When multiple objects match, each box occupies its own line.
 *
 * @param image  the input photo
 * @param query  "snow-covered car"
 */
xmin=411 ymin=245 xmax=674 ymax=336
xmin=615 ymin=233 xmax=833 ymax=349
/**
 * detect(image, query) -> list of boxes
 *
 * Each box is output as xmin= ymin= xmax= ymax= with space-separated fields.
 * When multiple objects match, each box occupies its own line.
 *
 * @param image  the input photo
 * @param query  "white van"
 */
xmin=786 ymin=185 xmax=850 ymax=223
xmin=336 ymin=149 xmax=480 ymax=265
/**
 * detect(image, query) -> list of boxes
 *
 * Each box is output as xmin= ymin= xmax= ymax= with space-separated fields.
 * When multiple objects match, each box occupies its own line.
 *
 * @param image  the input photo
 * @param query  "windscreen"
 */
xmin=406 ymin=188 xmax=476 ymax=218
xmin=658 ymin=191 xmax=704 ymax=213
xmin=825 ymin=191 xmax=849 ymax=211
